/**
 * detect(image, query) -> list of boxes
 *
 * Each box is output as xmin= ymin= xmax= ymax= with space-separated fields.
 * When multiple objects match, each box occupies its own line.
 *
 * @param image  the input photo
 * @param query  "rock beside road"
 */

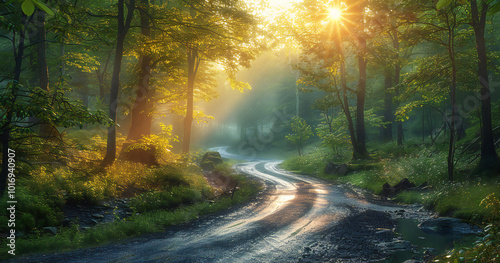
xmin=324 ymin=162 xmax=348 ymax=176
xmin=381 ymin=178 xmax=430 ymax=197
xmin=200 ymin=151 xmax=224 ymax=171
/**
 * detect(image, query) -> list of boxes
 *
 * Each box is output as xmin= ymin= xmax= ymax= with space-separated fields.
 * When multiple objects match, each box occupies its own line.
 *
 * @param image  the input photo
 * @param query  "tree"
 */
xmin=368 ymin=0 xmax=417 ymax=145
xmin=172 ymin=0 xmax=258 ymax=154
xmin=122 ymin=0 xmax=156 ymax=164
xmin=286 ymin=116 xmax=313 ymax=156
xmin=0 ymin=1 xmax=109 ymax=195
xmin=102 ymin=0 xmax=136 ymax=166
xmin=285 ymin=0 xmax=372 ymax=159
xmin=437 ymin=0 xmax=500 ymax=175
xmin=469 ymin=0 xmax=500 ymax=174
xmin=350 ymin=0 xmax=370 ymax=159
xmin=0 ymin=2 xmax=29 ymax=196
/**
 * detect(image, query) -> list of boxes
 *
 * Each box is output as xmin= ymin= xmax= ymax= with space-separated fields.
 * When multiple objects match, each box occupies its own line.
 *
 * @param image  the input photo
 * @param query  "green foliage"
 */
xmin=0 ymin=168 xmax=261 ymax=260
xmin=0 ymin=188 xmax=63 ymax=233
xmin=282 ymin=146 xmax=330 ymax=176
xmin=130 ymin=186 xmax=202 ymax=213
xmin=316 ymin=113 xmax=351 ymax=156
xmin=286 ymin=116 xmax=313 ymax=156
xmin=283 ymin=144 xmax=500 ymax=222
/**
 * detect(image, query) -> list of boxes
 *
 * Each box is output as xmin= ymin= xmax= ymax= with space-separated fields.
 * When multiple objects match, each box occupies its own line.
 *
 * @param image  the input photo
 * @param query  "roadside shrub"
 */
xmin=435 ymin=194 xmax=500 ymax=262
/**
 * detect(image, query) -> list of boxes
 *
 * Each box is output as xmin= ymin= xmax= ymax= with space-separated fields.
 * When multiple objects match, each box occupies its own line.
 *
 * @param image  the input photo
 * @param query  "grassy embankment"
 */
xmin=282 ymin=141 xmax=500 ymax=262
xmin=0 ymin=130 xmax=260 ymax=260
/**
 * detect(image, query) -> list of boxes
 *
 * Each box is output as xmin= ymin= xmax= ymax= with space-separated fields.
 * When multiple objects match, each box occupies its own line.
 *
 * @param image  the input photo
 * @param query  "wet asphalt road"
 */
xmin=12 ymin=147 xmax=418 ymax=263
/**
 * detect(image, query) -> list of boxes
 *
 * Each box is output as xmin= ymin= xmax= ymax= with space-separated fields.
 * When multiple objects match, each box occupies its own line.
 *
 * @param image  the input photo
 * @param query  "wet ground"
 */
xmin=10 ymin=147 xmax=476 ymax=263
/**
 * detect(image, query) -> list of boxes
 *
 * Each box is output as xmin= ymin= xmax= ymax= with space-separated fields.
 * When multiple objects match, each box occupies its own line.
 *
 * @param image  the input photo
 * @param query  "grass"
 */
xmin=282 ymin=142 xmax=500 ymax=222
xmin=282 ymin=141 xmax=500 ymax=262
xmin=0 ymin=130 xmax=261 ymax=261
xmin=0 ymin=168 xmax=260 ymax=260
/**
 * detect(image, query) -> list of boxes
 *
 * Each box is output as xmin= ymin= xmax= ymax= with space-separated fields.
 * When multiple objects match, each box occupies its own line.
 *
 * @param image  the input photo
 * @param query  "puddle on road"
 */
xmin=378 ymin=218 xmax=479 ymax=262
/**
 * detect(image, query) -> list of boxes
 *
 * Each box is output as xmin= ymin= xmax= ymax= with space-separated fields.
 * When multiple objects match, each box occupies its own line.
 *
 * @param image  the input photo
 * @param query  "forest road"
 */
xmin=13 ymin=147 xmax=423 ymax=263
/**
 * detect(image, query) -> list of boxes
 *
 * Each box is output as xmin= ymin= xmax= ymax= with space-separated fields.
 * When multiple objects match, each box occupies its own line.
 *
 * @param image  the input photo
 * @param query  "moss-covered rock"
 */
xmin=200 ymin=151 xmax=223 ymax=171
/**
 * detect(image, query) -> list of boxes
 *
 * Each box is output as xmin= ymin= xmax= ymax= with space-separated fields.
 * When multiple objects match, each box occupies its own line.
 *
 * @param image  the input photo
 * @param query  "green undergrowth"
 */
xmin=0 ymin=130 xmax=261 ymax=261
xmin=282 ymin=143 xmax=500 ymax=222
xmin=0 ymin=163 xmax=260 ymax=260
xmin=283 ymin=142 xmax=500 ymax=262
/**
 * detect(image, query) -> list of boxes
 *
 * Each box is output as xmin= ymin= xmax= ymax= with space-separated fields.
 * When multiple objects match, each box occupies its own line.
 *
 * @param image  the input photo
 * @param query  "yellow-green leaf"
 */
xmin=21 ymin=0 xmax=35 ymax=16
xmin=32 ymin=0 xmax=54 ymax=16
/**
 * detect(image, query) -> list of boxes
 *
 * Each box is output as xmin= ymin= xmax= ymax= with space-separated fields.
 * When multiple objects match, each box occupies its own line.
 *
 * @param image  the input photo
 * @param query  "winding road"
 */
xmin=15 ymin=147 xmax=427 ymax=263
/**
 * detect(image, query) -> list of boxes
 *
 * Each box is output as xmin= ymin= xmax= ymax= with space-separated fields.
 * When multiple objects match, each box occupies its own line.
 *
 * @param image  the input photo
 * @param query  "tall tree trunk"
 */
xmin=353 ymin=0 xmax=369 ymax=159
xmin=102 ymin=0 xmax=135 ymax=166
xmin=28 ymin=10 xmax=53 ymax=137
xmin=1 ymin=15 xmax=27 ymax=196
xmin=381 ymin=68 xmax=393 ymax=142
xmin=123 ymin=0 xmax=157 ymax=165
xmin=127 ymin=0 xmax=153 ymax=141
xmin=470 ymin=0 xmax=500 ymax=174
xmin=335 ymin=26 xmax=359 ymax=159
xmin=182 ymin=48 xmax=200 ymax=154
xmin=31 ymin=11 xmax=49 ymax=91
xmin=393 ymin=30 xmax=404 ymax=146
xmin=447 ymin=15 xmax=458 ymax=181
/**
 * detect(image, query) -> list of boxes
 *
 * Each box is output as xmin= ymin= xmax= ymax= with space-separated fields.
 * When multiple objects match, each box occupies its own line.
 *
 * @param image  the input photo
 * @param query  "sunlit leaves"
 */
xmin=64 ymin=53 xmax=100 ymax=73
xmin=227 ymin=77 xmax=251 ymax=92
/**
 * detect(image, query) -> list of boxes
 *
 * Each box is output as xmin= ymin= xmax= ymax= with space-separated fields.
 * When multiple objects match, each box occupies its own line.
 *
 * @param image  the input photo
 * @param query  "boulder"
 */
xmin=324 ymin=162 xmax=348 ymax=176
xmin=381 ymin=178 xmax=417 ymax=197
xmin=200 ymin=151 xmax=223 ymax=171
xmin=394 ymin=178 xmax=416 ymax=193
xmin=418 ymin=217 xmax=482 ymax=235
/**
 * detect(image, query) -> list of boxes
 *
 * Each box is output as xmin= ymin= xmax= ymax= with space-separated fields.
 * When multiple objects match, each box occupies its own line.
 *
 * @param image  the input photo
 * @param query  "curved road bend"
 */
xmin=14 ymin=147 xmax=407 ymax=263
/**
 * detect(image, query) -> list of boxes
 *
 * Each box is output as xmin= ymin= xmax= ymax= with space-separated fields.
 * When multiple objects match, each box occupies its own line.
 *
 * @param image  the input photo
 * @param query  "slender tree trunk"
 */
xmin=447 ymin=16 xmax=458 ymax=181
xmin=182 ymin=48 xmax=200 ymax=154
xmin=32 ymin=11 xmax=49 ymax=91
xmin=127 ymin=0 xmax=153 ymax=141
xmin=28 ymin=10 xmax=53 ymax=137
xmin=393 ymin=31 xmax=404 ymax=146
xmin=336 ymin=30 xmax=359 ymax=159
xmin=353 ymin=0 xmax=369 ymax=159
xmin=102 ymin=0 xmax=135 ymax=166
xmin=381 ymin=68 xmax=393 ymax=142
xmin=123 ymin=0 xmax=157 ymax=165
xmin=470 ymin=0 xmax=500 ymax=174
xmin=1 ymin=15 xmax=27 ymax=196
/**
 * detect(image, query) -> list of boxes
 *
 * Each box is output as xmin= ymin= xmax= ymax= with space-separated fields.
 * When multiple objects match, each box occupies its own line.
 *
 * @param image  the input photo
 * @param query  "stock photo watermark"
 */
xmin=6 ymin=148 xmax=17 ymax=256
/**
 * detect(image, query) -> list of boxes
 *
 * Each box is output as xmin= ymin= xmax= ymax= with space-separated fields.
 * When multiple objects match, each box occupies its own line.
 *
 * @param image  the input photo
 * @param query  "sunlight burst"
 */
xmin=328 ymin=7 xmax=342 ymax=21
